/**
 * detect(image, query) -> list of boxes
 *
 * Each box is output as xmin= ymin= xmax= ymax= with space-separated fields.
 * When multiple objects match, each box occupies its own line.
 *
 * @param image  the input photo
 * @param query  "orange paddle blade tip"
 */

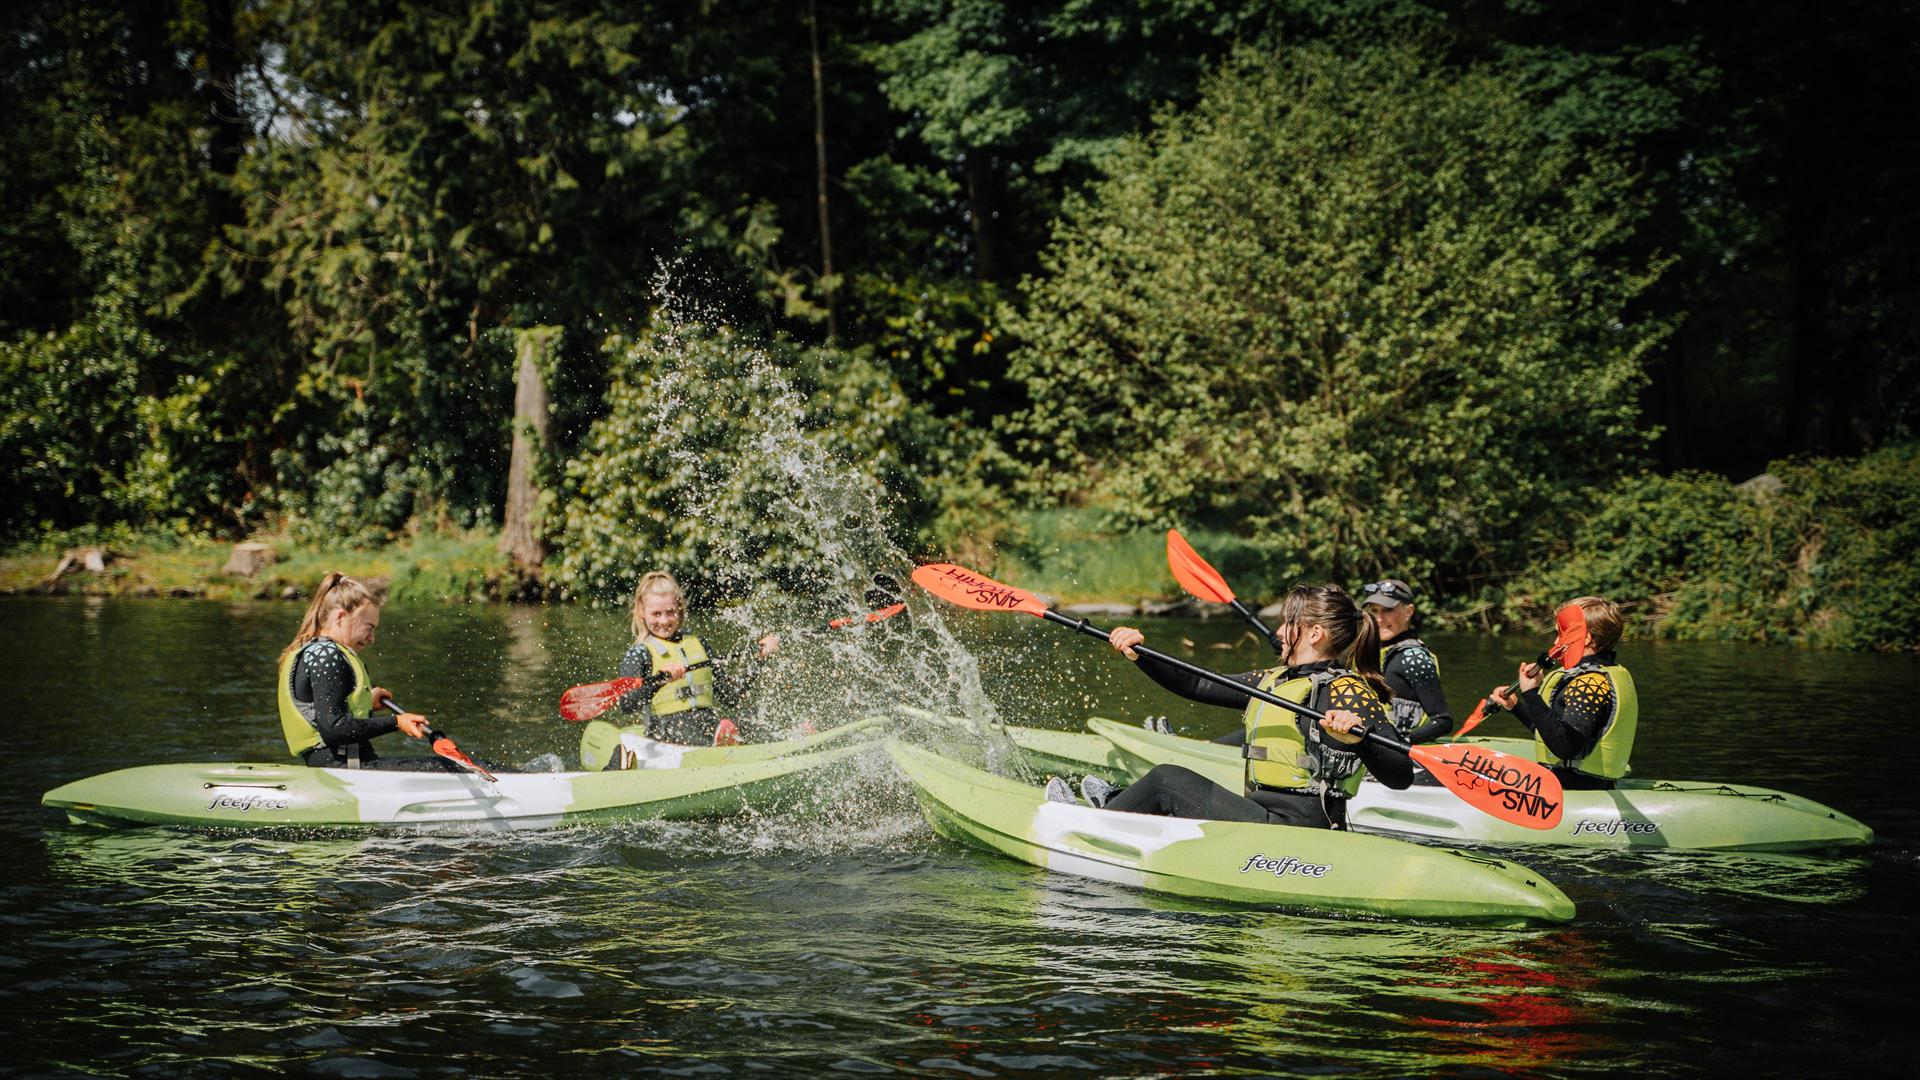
xmin=1552 ymin=604 xmax=1589 ymax=668
xmin=1165 ymin=529 xmax=1236 ymax=605
xmin=910 ymin=564 xmax=1049 ymax=616
xmin=1409 ymin=743 xmax=1564 ymax=830
xmin=1454 ymin=698 xmax=1491 ymax=738
xmin=828 ymin=602 xmax=906 ymax=630
xmin=712 ymin=718 xmax=742 ymax=747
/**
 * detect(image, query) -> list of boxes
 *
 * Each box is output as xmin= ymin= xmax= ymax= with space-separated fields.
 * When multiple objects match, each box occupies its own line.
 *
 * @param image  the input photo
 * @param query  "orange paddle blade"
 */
xmin=430 ymin=737 xmax=497 ymax=782
xmin=910 ymin=564 xmax=1051 ymax=616
xmin=828 ymin=602 xmax=906 ymax=630
xmin=712 ymin=718 xmax=742 ymax=746
xmin=1408 ymin=743 xmax=1563 ymax=830
xmin=1453 ymin=697 xmax=1493 ymax=738
xmin=558 ymin=677 xmax=646 ymax=723
xmin=1166 ymin=528 xmax=1236 ymax=604
xmin=1552 ymin=604 xmax=1588 ymax=668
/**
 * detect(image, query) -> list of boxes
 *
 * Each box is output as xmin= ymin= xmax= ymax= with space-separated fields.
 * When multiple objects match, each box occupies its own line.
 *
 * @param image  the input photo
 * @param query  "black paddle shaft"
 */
xmin=1039 ymin=609 xmax=1413 ymax=756
xmin=1478 ymin=648 xmax=1561 ymax=715
xmin=1225 ymin=599 xmax=1281 ymax=652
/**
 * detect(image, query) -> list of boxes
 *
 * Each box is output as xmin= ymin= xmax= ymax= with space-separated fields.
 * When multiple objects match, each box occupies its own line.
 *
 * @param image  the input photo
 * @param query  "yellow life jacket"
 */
xmin=1380 ymin=636 xmax=1439 ymax=736
xmin=1534 ymin=659 xmax=1638 ymax=780
xmin=640 ymin=632 xmax=715 ymax=716
xmin=1242 ymin=667 xmax=1365 ymax=797
xmin=277 ymin=638 xmax=374 ymax=757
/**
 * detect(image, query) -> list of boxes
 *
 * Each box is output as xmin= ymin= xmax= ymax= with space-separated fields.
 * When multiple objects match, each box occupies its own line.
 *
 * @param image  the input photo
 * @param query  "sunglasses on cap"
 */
xmin=1362 ymin=581 xmax=1412 ymax=599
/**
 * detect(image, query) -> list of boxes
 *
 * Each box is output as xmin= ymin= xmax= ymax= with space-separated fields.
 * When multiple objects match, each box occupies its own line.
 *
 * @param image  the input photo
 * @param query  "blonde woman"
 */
xmin=615 ymin=571 xmax=779 ymax=746
xmin=277 ymin=572 xmax=443 ymax=770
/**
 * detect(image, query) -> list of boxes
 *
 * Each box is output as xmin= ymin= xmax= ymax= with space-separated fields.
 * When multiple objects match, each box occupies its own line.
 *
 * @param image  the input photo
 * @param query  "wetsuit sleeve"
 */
xmin=615 ymin=644 xmax=653 ymax=715
xmin=1389 ymin=647 xmax=1455 ymax=742
xmin=1513 ymin=671 xmax=1614 ymax=761
xmin=1132 ymin=654 xmax=1262 ymax=709
xmin=1329 ymin=674 xmax=1413 ymax=790
xmin=295 ymin=642 xmax=397 ymax=747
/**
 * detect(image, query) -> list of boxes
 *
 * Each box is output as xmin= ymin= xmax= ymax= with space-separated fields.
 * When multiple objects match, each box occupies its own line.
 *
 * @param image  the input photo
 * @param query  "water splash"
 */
xmin=617 ymin=300 xmax=1032 ymax=789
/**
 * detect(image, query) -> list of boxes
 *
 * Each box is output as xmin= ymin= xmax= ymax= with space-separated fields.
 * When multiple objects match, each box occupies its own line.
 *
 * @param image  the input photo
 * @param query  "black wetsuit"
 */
xmin=1382 ymin=633 xmax=1454 ymax=743
xmin=1510 ymin=649 xmax=1623 ymax=790
xmin=288 ymin=639 xmax=458 ymax=772
xmin=1107 ymin=657 xmax=1412 ymax=829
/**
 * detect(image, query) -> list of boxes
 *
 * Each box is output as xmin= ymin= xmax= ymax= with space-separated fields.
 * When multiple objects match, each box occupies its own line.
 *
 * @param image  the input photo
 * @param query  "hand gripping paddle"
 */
xmin=912 ymin=562 xmax=1563 ymax=829
xmin=386 ymin=698 xmax=497 ymax=782
xmin=1453 ymin=605 xmax=1589 ymax=737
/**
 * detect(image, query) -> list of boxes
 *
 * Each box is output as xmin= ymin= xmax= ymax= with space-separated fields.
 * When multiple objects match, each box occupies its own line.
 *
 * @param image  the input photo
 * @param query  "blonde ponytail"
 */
xmin=280 ymin=572 xmax=378 ymax=662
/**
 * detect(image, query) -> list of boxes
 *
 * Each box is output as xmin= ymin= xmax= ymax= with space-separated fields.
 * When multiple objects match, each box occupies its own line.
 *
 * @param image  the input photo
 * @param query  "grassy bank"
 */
xmin=1 ymin=529 xmax=512 ymax=603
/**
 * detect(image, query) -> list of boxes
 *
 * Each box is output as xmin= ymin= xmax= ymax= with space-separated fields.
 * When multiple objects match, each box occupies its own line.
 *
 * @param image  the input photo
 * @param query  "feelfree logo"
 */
xmin=1239 ymin=853 xmax=1332 ymax=878
xmin=1570 ymin=819 xmax=1659 ymax=836
xmin=207 ymin=793 xmax=291 ymax=813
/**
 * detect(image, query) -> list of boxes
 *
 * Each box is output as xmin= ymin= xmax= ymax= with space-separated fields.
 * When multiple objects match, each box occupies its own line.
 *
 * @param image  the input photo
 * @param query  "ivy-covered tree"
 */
xmin=1003 ymin=40 xmax=1671 ymax=593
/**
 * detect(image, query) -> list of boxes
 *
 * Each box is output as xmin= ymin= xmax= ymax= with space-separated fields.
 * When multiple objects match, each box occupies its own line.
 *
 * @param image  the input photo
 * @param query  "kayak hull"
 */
xmin=579 ymin=716 xmax=885 ymax=771
xmin=1087 ymin=719 xmax=1874 ymax=853
xmin=42 ymin=742 xmax=869 ymax=832
xmin=888 ymin=740 xmax=1573 ymax=924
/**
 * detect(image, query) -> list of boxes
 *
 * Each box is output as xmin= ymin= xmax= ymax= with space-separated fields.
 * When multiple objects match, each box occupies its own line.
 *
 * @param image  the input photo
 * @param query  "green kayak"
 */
xmin=42 ymin=740 xmax=871 ymax=832
xmin=1087 ymin=718 xmax=1874 ymax=854
xmin=888 ymin=740 xmax=1574 ymax=924
xmin=578 ymin=716 xmax=886 ymax=771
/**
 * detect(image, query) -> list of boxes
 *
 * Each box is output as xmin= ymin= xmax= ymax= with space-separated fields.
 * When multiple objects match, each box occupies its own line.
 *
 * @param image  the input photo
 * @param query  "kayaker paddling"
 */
xmin=614 ymin=570 xmax=779 ymax=754
xmin=276 ymin=572 xmax=451 ymax=771
xmin=1487 ymin=595 xmax=1638 ymax=791
xmin=1362 ymin=579 xmax=1455 ymax=743
xmin=1071 ymin=583 xmax=1414 ymax=829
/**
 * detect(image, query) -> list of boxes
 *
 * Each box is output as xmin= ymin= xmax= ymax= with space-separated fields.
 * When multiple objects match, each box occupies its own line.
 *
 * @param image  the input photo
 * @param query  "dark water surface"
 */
xmin=3 ymin=596 xmax=1916 ymax=1077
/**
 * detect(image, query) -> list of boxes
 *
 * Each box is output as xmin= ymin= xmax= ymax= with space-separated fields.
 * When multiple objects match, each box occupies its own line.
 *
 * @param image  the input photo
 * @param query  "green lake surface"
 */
xmin=3 ymin=595 xmax=1916 ymax=1076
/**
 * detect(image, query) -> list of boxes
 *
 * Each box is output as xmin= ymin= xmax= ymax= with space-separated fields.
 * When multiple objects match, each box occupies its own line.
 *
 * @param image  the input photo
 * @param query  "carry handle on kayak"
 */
xmin=385 ymin=697 xmax=497 ymax=782
xmin=911 ymin=562 xmax=1563 ymax=830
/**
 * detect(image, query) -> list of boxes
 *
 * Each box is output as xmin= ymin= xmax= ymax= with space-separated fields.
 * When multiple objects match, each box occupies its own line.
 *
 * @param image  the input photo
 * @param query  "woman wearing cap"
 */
xmin=614 ymin=570 xmax=779 ymax=748
xmin=1360 ymin=579 xmax=1455 ymax=743
xmin=1488 ymin=596 xmax=1638 ymax=790
xmin=277 ymin=572 xmax=448 ymax=770
xmin=1058 ymin=582 xmax=1413 ymax=830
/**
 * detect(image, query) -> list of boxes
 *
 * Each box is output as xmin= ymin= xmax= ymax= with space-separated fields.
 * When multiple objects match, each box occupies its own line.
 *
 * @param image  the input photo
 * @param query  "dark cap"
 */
xmin=1360 ymin=579 xmax=1415 ymax=608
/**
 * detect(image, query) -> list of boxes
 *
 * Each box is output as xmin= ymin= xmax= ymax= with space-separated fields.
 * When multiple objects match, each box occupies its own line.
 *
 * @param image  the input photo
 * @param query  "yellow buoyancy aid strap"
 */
xmin=1241 ymin=668 xmax=1364 ymax=797
xmin=641 ymin=633 xmax=715 ymax=716
xmin=1535 ymin=660 xmax=1639 ymax=780
xmin=277 ymin=638 xmax=374 ymax=757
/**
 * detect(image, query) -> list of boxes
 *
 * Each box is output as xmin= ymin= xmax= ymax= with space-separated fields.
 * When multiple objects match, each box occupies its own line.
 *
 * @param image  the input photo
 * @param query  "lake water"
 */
xmin=3 ymin=596 xmax=1916 ymax=1076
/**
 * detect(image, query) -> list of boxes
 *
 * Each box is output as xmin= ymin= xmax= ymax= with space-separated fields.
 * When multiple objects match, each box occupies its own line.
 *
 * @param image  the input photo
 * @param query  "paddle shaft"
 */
xmin=1474 ymin=648 xmax=1559 ymax=716
xmin=385 ymin=698 xmax=495 ymax=780
xmin=1040 ymin=610 xmax=1413 ymax=757
xmin=1227 ymin=599 xmax=1279 ymax=647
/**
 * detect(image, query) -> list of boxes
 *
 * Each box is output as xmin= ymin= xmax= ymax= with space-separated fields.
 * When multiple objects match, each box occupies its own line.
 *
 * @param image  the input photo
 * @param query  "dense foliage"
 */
xmin=546 ymin=321 xmax=932 ymax=604
xmin=4 ymin=1 xmax=1918 ymax=646
xmin=1507 ymin=445 xmax=1920 ymax=651
xmin=1005 ymin=43 xmax=1668 ymax=593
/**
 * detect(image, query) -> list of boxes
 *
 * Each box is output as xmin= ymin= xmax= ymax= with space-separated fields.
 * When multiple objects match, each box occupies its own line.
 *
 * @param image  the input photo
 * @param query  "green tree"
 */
xmin=1003 ymin=41 xmax=1670 ymax=593
xmin=547 ymin=317 xmax=934 ymax=603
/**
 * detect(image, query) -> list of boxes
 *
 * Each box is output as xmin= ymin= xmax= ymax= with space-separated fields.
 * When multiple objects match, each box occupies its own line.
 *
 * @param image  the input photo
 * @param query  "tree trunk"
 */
xmin=965 ymin=154 xmax=999 ymax=281
xmin=499 ymin=328 xmax=556 ymax=570
xmin=809 ymin=0 xmax=837 ymax=342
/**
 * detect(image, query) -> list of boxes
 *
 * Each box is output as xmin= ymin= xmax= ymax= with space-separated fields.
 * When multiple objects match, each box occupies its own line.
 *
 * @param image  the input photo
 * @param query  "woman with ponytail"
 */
xmin=1058 ymin=583 xmax=1412 ymax=830
xmin=276 ymin=572 xmax=440 ymax=770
